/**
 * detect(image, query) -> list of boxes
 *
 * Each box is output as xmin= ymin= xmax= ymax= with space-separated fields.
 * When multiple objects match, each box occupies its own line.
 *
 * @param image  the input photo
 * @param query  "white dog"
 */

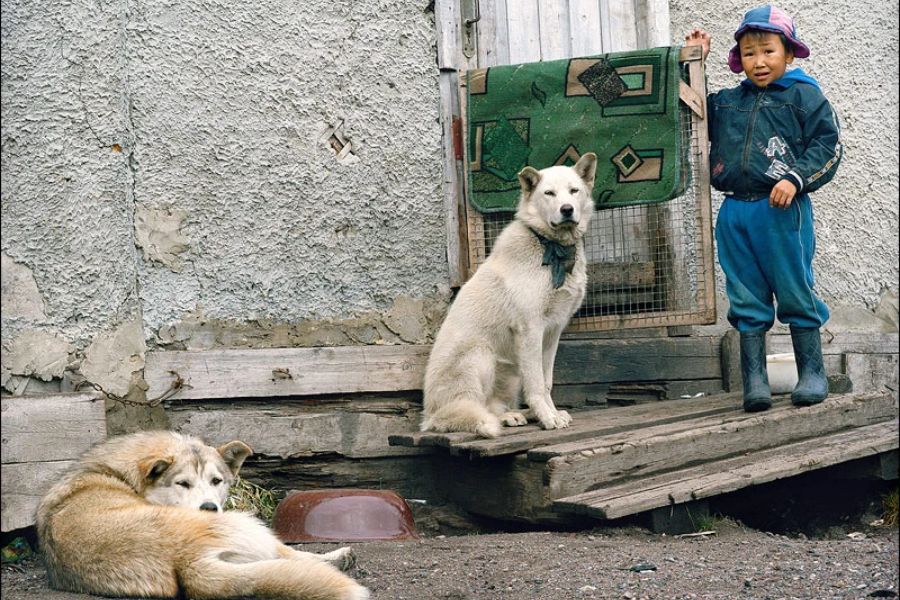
xmin=421 ymin=153 xmax=597 ymax=438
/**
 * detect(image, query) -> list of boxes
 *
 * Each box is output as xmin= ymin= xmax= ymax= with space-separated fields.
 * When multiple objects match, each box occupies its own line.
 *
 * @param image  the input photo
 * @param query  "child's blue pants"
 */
xmin=715 ymin=194 xmax=829 ymax=332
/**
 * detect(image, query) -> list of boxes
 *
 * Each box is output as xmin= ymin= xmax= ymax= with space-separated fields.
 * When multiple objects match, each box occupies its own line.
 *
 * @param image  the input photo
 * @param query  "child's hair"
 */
xmin=738 ymin=29 xmax=792 ymax=55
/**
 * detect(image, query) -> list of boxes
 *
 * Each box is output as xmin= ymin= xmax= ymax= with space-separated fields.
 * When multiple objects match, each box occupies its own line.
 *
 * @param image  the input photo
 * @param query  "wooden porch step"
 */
xmin=389 ymin=392 xmax=743 ymax=457
xmin=402 ymin=390 xmax=897 ymax=524
xmin=542 ymin=391 xmax=897 ymax=500
xmin=553 ymin=420 xmax=899 ymax=520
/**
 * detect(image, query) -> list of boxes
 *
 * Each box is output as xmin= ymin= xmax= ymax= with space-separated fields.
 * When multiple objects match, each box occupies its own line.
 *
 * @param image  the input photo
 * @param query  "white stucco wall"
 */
xmin=2 ymin=0 xmax=448 ymax=392
xmin=669 ymin=0 xmax=899 ymax=312
xmin=3 ymin=0 xmax=897 ymax=397
xmin=126 ymin=1 xmax=447 ymax=330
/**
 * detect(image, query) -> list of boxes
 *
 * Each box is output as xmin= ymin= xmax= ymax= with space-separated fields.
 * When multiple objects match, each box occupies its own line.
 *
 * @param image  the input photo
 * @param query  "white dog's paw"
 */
xmin=322 ymin=546 xmax=356 ymax=571
xmin=539 ymin=409 xmax=572 ymax=430
xmin=500 ymin=411 xmax=528 ymax=427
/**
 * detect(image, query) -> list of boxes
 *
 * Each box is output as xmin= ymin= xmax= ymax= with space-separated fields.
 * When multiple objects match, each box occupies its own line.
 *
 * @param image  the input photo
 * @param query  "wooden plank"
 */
xmin=687 ymin=47 xmax=717 ymax=323
xmin=554 ymin=421 xmax=899 ymax=519
xmin=553 ymin=336 xmax=722 ymax=384
xmin=168 ymin=407 xmax=427 ymax=459
xmin=768 ymin=332 xmax=900 ymax=356
xmin=633 ymin=0 xmax=670 ymax=49
xmin=435 ymin=0 xmax=463 ymax=70
xmin=1 ymin=393 xmax=107 ymax=531
xmin=537 ymin=0 xmax=570 ymax=60
xmin=844 ymin=352 xmax=899 ymax=394
xmin=476 ymin=0 xmax=510 ymax=67
xmin=2 ymin=460 xmax=74 ymax=532
xmin=146 ymin=336 xmax=726 ymax=401
xmin=506 ymin=0 xmax=542 ymax=63
xmin=568 ymin=0 xmax=603 ymax=57
xmin=390 ymin=393 xmax=741 ymax=456
xmin=439 ymin=70 xmax=469 ymax=288
xmin=679 ymin=80 xmax=704 ymax=118
xmin=144 ymin=345 xmax=431 ymax=401
xmin=599 ymin=0 xmax=637 ymax=52
xmin=544 ymin=391 xmax=898 ymax=499
xmin=1 ymin=393 xmax=106 ymax=464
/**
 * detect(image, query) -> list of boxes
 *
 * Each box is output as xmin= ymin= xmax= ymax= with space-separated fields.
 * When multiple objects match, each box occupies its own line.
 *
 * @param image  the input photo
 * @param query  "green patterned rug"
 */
xmin=466 ymin=46 xmax=687 ymax=213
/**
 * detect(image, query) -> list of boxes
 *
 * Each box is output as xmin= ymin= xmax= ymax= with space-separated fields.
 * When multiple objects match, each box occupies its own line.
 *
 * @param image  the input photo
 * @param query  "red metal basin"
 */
xmin=273 ymin=489 xmax=419 ymax=543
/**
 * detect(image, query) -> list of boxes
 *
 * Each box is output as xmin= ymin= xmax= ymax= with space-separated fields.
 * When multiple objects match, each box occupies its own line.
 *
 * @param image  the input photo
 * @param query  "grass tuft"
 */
xmin=226 ymin=477 xmax=279 ymax=524
xmin=882 ymin=486 xmax=899 ymax=528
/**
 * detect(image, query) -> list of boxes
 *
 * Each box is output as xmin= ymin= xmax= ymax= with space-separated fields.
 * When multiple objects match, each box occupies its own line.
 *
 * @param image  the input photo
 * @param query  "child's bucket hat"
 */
xmin=728 ymin=5 xmax=810 ymax=73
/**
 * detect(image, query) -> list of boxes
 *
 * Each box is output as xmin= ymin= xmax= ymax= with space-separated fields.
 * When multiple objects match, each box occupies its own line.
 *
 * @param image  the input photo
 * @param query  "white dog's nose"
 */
xmin=199 ymin=502 xmax=219 ymax=512
xmin=560 ymin=204 xmax=574 ymax=220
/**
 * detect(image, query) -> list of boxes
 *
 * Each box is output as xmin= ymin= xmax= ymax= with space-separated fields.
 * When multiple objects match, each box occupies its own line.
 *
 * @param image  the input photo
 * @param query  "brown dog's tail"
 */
xmin=182 ymin=555 xmax=369 ymax=600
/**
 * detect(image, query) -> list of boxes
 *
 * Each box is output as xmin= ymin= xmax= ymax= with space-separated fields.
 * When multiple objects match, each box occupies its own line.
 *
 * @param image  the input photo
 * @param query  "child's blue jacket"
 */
xmin=707 ymin=68 xmax=842 ymax=198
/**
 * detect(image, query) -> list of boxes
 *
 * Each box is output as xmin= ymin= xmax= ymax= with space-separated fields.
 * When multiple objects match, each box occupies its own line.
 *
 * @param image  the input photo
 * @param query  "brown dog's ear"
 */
xmin=139 ymin=457 xmax=173 ymax=482
xmin=517 ymin=166 xmax=541 ymax=195
xmin=573 ymin=152 xmax=598 ymax=188
xmin=218 ymin=441 xmax=253 ymax=476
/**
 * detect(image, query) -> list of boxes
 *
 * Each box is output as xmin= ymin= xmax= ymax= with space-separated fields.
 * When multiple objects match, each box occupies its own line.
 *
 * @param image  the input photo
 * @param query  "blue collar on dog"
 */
xmin=530 ymin=228 xmax=576 ymax=289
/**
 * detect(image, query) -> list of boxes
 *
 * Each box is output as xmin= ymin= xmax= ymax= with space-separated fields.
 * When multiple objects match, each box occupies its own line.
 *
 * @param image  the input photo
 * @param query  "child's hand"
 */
xmin=770 ymin=179 xmax=797 ymax=209
xmin=684 ymin=28 xmax=711 ymax=59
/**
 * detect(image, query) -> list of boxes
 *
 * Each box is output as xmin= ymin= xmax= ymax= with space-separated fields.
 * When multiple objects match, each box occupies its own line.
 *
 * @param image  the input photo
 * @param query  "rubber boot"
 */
xmin=740 ymin=331 xmax=772 ymax=412
xmin=790 ymin=326 xmax=828 ymax=406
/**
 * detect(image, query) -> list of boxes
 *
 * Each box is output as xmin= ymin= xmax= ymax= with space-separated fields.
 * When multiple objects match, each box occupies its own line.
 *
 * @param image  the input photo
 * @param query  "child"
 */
xmin=685 ymin=5 xmax=842 ymax=412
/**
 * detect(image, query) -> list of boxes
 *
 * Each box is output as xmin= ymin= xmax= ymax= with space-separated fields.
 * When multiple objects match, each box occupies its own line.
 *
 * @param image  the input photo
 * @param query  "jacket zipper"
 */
xmin=740 ymin=88 xmax=767 ymax=181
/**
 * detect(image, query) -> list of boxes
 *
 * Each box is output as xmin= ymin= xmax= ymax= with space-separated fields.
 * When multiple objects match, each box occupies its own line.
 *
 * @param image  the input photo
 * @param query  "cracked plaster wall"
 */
xmin=1 ymin=0 xmax=144 ymax=394
xmin=3 ymin=0 xmax=896 ymax=397
xmin=2 ymin=0 xmax=446 ymax=392
xmin=126 ymin=0 xmax=448 ymax=347
xmin=670 ymin=0 xmax=899 ymax=313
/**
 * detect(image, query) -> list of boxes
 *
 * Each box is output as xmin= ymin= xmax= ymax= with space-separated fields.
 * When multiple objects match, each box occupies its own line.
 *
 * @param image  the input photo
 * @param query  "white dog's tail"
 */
xmin=420 ymin=399 xmax=502 ymax=438
xmin=183 ymin=555 xmax=369 ymax=600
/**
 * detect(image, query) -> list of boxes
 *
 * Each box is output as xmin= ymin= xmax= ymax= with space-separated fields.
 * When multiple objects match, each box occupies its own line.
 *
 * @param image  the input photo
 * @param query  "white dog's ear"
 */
xmin=139 ymin=457 xmax=173 ymax=482
xmin=218 ymin=441 xmax=253 ymax=476
xmin=518 ymin=166 xmax=542 ymax=195
xmin=573 ymin=152 xmax=598 ymax=188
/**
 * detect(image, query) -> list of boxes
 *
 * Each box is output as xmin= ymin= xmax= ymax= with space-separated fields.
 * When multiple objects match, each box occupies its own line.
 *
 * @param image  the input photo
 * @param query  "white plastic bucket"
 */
xmin=767 ymin=353 xmax=798 ymax=394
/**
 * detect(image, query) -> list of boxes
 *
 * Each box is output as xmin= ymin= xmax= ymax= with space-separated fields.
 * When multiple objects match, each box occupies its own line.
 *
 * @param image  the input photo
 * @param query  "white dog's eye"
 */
xmin=211 ymin=477 xmax=223 ymax=485
xmin=570 ymin=188 xmax=579 ymax=195
xmin=176 ymin=481 xmax=191 ymax=489
xmin=544 ymin=190 xmax=556 ymax=197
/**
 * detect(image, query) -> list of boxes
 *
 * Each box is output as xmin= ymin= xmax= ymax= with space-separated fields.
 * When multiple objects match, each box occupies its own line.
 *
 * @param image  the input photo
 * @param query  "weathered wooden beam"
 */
xmin=544 ymin=391 xmax=897 ymax=500
xmin=146 ymin=336 xmax=726 ymax=401
xmin=554 ymin=420 xmax=899 ymax=520
xmin=168 ymin=405 xmax=429 ymax=459
xmin=450 ymin=394 xmax=740 ymax=459
xmin=144 ymin=345 xmax=431 ymax=401
xmin=1 ymin=393 xmax=106 ymax=532
xmin=768 ymin=332 xmax=899 ymax=355
xmin=553 ymin=336 xmax=722 ymax=384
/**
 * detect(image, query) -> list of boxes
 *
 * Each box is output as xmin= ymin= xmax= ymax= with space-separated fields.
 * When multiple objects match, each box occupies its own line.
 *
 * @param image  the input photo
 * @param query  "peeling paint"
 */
xmin=1 ymin=331 xmax=74 ymax=392
xmin=1 ymin=253 xmax=48 ymax=321
xmin=79 ymin=318 xmax=147 ymax=398
xmin=134 ymin=206 xmax=190 ymax=272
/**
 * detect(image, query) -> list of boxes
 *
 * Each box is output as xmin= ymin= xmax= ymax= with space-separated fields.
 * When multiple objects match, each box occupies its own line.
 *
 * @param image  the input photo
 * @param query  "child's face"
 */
xmin=738 ymin=31 xmax=794 ymax=87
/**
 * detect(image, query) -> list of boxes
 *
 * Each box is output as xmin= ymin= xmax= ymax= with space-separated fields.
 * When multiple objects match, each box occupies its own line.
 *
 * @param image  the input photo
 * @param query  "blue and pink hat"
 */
xmin=728 ymin=5 xmax=810 ymax=73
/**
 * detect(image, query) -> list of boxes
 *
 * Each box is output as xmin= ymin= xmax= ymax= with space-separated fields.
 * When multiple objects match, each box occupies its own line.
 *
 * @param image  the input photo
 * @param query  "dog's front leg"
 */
xmin=541 ymin=325 xmax=571 ymax=427
xmin=516 ymin=327 xmax=569 ymax=430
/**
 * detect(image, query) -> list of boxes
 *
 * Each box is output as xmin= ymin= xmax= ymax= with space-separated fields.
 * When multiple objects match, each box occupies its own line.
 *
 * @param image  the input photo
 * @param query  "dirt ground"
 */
xmin=3 ymin=519 xmax=898 ymax=600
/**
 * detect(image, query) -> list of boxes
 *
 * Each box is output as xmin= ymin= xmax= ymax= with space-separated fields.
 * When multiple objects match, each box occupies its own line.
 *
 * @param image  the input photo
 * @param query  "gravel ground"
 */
xmin=3 ymin=520 xmax=898 ymax=600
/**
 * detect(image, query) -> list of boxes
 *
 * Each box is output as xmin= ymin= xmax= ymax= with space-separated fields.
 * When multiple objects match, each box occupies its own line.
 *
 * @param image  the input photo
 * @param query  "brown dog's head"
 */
xmin=83 ymin=431 xmax=253 ymax=512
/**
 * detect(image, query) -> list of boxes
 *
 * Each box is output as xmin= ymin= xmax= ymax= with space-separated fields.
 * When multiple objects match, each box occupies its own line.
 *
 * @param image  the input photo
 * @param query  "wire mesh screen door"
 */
xmin=458 ymin=46 xmax=716 ymax=332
